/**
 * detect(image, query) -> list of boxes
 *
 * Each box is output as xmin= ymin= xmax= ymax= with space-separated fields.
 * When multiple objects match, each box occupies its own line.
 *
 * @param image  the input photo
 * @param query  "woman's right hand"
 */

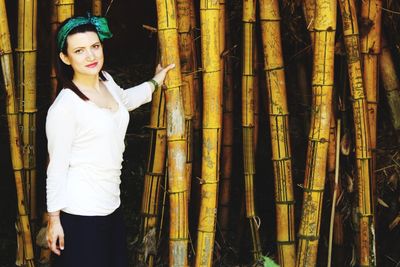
xmin=46 ymin=213 xmax=65 ymax=255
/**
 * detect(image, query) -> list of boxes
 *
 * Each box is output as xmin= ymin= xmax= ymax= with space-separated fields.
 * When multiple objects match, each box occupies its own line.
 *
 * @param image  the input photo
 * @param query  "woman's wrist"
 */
xmin=48 ymin=211 xmax=60 ymax=217
xmin=148 ymin=79 xmax=159 ymax=92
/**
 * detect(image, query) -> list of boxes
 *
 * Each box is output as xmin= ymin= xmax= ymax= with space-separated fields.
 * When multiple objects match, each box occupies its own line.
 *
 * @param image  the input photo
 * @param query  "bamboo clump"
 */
xmin=156 ymin=0 xmax=189 ymax=265
xmin=137 ymin=86 xmax=167 ymax=265
xmin=16 ymin=0 xmax=38 ymax=224
xmin=195 ymin=0 xmax=221 ymax=266
xmin=380 ymin=37 xmax=400 ymax=141
xmin=296 ymin=0 xmax=337 ymax=266
xmin=241 ymin=0 xmax=262 ymax=261
xmin=259 ymin=0 xmax=296 ymax=266
xmin=0 ymin=1 xmax=35 ymax=266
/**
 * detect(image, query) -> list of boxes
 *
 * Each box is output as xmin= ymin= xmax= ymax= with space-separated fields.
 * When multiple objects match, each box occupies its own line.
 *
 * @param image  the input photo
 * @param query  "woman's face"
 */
xmin=59 ymin=31 xmax=104 ymax=78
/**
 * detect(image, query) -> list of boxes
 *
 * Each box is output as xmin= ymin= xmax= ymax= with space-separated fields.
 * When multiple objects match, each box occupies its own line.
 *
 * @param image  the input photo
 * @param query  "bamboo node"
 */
xmin=298 ymin=234 xmax=319 ymax=241
xmin=0 ymin=49 xmax=12 ymax=55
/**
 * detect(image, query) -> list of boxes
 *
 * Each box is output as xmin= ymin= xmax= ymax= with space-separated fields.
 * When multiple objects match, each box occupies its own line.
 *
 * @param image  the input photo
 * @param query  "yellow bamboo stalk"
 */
xmin=195 ymin=0 xmax=221 ymax=266
xmin=259 ymin=0 xmax=296 ymax=266
xmin=302 ymin=0 xmax=315 ymax=45
xmin=0 ymin=1 xmax=35 ymax=266
xmin=156 ymin=0 xmax=189 ymax=265
xmin=137 ymin=88 xmax=167 ymax=266
xmin=242 ymin=0 xmax=262 ymax=261
xmin=296 ymin=0 xmax=336 ymax=266
xmin=218 ymin=0 xmax=233 ymax=239
xmin=340 ymin=0 xmax=376 ymax=265
xmin=16 ymin=0 xmax=38 ymax=225
xmin=92 ymin=0 xmax=102 ymax=16
xmin=380 ymin=37 xmax=400 ymax=139
xmin=360 ymin=2 xmax=381 ymax=253
xmin=177 ymin=0 xmax=195 ymax=202
xmin=56 ymin=0 xmax=74 ymax=26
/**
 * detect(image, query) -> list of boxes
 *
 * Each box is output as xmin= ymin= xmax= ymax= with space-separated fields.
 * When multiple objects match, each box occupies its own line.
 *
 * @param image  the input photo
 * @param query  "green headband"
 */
xmin=57 ymin=14 xmax=113 ymax=51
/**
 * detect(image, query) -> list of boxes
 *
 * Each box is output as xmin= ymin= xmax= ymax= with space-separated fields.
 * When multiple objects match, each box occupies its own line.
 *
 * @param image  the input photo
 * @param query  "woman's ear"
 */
xmin=59 ymin=52 xmax=71 ymax=65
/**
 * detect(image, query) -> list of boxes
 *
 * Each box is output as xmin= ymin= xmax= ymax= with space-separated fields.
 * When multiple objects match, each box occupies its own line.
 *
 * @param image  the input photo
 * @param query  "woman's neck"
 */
xmin=72 ymin=73 xmax=101 ymax=91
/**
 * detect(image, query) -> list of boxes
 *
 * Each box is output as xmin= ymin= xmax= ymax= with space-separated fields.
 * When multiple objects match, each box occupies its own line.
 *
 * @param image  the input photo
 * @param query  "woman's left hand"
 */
xmin=152 ymin=63 xmax=175 ymax=86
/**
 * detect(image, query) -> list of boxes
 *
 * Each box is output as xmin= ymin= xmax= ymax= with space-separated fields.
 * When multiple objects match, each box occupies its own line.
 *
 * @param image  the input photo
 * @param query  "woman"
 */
xmin=45 ymin=14 xmax=174 ymax=267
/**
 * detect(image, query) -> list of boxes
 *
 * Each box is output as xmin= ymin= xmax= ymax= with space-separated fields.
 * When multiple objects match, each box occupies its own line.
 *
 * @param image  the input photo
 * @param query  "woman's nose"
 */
xmin=86 ymin=50 xmax=95 ymax=60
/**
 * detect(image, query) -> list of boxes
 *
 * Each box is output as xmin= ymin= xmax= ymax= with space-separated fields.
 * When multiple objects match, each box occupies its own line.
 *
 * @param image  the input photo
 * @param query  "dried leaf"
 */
xmin=341 ymin=132 xmax=351 ymax=156
xmin=387 ymin=173 xmax=398 ymax=191
xmin=346 ymin=173 xmax=354 ymax=193
xmin=389 ymin=215 xmax=400 ymax=231
xmin=378 ymin=198 xmax=390 ymax=208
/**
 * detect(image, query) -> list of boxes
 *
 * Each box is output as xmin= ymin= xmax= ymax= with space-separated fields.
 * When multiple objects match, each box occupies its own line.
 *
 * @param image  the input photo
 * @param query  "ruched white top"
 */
xmin=46 ymin=71 xmax=153 ymax=215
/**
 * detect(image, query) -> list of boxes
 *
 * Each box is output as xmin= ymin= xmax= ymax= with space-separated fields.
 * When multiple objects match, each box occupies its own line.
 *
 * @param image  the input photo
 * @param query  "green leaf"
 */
xmin=262 ymin=256 xmax=280 ymax=267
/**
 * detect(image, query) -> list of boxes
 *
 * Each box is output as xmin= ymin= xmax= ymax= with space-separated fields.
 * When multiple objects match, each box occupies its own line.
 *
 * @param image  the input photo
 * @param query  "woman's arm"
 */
xmin=104 ymin=64 xmax=175 ymax=111
xmin=45 ymin=100 xmax=76 ymax=255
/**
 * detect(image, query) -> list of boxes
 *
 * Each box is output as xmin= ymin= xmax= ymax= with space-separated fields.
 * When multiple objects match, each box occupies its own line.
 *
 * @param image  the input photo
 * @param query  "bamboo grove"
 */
xmin=2 ymin=0 xmax=400 ymax=266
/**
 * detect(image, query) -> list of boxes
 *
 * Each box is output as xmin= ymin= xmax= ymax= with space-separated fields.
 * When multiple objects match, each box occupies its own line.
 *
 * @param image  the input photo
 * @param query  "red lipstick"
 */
xmin=86 ymin=62 xmax=98 ymax=68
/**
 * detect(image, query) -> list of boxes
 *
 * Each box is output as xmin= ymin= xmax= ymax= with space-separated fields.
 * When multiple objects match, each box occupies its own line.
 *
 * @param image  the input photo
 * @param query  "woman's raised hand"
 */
xmin=152 ymin=63 xmax=175 ymax=86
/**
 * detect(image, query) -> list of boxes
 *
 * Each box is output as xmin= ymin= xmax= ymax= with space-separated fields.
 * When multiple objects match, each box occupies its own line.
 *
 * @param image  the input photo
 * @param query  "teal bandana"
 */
xmin=57 ymin=14 xmax=113 ymax=51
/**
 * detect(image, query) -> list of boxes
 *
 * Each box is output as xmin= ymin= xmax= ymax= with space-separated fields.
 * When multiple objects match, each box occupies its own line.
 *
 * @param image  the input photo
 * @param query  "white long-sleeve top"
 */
xmin=46 ymin=71 xmax=153 ymax=216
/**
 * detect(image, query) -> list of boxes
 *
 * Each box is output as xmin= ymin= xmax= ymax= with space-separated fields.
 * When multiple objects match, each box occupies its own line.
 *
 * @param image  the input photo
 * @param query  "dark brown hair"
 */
xmin=55 ymin=19 xmax=107 ymax=100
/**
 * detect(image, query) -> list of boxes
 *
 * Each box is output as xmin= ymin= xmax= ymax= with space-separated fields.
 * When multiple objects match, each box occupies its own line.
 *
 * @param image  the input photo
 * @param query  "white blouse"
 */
xmin=46 ymin=71 xmax=153 ymax=216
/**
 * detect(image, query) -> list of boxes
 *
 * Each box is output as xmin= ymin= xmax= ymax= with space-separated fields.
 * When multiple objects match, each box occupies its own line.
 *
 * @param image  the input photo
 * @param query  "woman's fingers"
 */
xmin=50 ymin=235 xmax=61 ymax=255
xmin=59 ymin=234 xmax=65 ymax=251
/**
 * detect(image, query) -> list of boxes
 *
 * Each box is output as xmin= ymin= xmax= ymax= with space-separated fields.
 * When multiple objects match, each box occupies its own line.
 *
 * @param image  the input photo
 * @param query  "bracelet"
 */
xmin=148 ymin=79 xmax=159 ymax=90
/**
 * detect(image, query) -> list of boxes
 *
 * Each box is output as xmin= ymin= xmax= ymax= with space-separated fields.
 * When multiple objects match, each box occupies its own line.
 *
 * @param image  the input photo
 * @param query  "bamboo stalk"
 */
xmin=218 ymin=0 xmax=233 ymax=239
xmin=56 ymin=0 xmax=74 ymax=22
xmin=177 ymin=0 xmax=195 ymax=202
xmin=326 ymin=112 xmax=344 ymax=265
xmin=253 ymin=40 xmax=259 ymax=150
xmin=302 ymin=0 xmax=315 ymax=45
xmin=296 ymin=0 xmax=337 ymax=266
xmin=259 ymin=0 xmax=296 ymax=266
xmin=16 ymin=0 xmax=38 ymax=224
xmin=191 ymin=0 xmax=202 ymax=200
xmin=341 ymin=0 xmax=377 ymax=265
xmin=50 ymin=0 xmax=59 ymax=101
xmin=92 ymin=0 xmax=102 ymax=16
xmin=156 ymin=0 xmax=189 ymax=265
xmin=0 ymin=1 xmax=35 ymax=266
xmin=327 ymin=118 xmax=341 ymax=267
xmin=137 ymin=87 xmax=167 ymax=266
xmin=195 ymin=1 xmax=221 ymax=266
xmin=242 ymin=0 xmax=262 ymax=261
xmin=360 ymin=5 xmax=381 ymax=262
xmin=380 ymin=36 xmax=400 ymax=141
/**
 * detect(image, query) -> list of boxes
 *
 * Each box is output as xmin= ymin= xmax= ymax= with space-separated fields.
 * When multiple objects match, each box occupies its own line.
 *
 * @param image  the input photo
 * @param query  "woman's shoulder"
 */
xmin=48 ymin=89 xmax=79 ymax=114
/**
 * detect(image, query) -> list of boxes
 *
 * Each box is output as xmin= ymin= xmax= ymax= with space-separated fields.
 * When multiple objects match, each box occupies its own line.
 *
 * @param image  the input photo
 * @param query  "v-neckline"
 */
xmin=87 ymin=81 xmax=120 ymax=113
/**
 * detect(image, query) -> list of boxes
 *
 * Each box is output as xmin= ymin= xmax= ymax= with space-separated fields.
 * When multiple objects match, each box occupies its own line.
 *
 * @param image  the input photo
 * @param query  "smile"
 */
xmin=86 ymin=62 xmax=98 ymax=68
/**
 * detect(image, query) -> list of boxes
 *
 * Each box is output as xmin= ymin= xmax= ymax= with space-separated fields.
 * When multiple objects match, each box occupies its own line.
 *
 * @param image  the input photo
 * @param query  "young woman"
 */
xmin=45 ymin=14 xmax=174 ymax=267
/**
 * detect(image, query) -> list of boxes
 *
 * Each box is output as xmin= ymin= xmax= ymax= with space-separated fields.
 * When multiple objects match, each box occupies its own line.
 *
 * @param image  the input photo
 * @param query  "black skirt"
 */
xmin=52 ymin=207 xmax=128 ymax=267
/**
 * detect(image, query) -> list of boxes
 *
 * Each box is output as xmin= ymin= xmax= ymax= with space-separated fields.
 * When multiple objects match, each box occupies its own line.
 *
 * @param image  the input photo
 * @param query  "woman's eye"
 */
xmin=93 ymin=44 xmax=100 ymax=49
xmin=74 ymin=49 xmax=83 ymax=54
